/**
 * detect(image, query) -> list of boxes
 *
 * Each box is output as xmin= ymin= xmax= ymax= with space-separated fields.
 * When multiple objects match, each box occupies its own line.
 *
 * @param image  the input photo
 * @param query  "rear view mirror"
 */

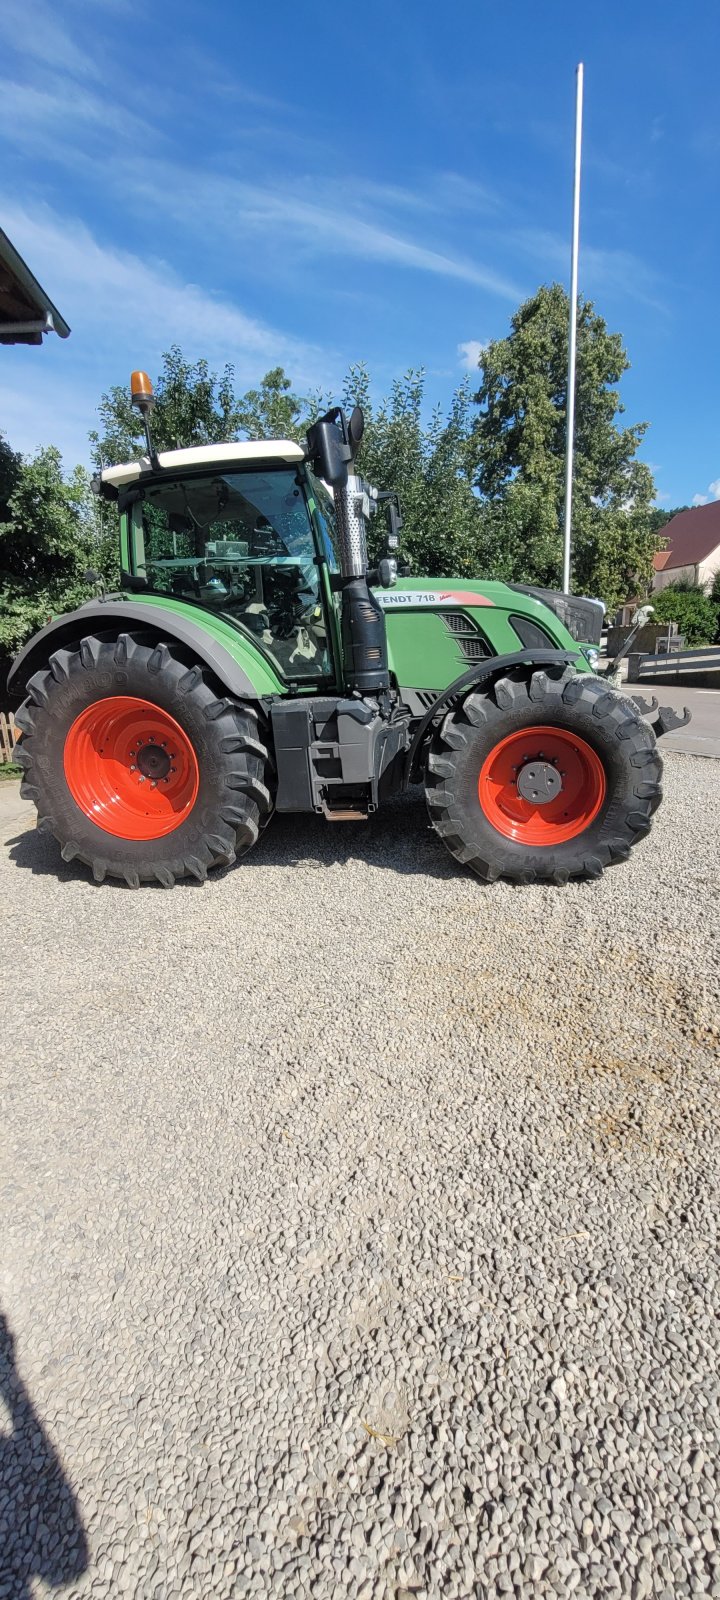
xmin=348 ymin=406 xmax=364 ymax=460
xmin=306 ymin=408 xmax=353 ymax=488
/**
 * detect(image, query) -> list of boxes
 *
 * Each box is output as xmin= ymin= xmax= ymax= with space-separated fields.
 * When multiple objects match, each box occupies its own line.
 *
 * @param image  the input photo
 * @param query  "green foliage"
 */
xmin=469 ymin=283 xmax=657 ymax=608
xmin=90 ymin=346 xmax=243 ymax=470
xmin=0 ymin=445 xmax=98 ymax=658
xmin=344 ymin=364 xmax=479 ymax=575
xmin=234 ymin=367 xmax=326 ymax=443
xmin=650 ymin=583 xmax=719 ymax=647
xmin=92 ymin=351 xmax=325 ymax=467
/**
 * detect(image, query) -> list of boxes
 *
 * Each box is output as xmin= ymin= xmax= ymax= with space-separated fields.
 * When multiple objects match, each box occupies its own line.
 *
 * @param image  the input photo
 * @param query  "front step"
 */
xmin=322 ymin=806 xmax=369 ymax=822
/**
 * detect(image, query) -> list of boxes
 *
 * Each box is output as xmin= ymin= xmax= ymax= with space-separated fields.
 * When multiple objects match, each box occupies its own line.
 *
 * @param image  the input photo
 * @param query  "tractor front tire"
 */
xmin=425 ymin=665 xmax=663 ymax=885
xmin=14 ymin=634 xmax=273 ymax=887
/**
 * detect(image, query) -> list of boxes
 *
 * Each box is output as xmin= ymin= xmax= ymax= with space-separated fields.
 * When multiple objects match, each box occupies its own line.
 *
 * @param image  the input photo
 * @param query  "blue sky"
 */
xmin=1 ymin=0 xmax=718 ymax=507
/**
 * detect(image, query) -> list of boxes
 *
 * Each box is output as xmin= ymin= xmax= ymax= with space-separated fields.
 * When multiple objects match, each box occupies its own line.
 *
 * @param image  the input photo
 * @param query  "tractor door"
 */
xmin=127 ymin=467 xmax=341 ymax=686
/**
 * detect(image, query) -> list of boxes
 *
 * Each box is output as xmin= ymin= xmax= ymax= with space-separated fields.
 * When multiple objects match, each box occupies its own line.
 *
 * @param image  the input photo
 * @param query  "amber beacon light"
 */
xmin=130 ymin=369 xmax=154 ymax=412
xmin=129 ymin=369 xmax=159 ymax=467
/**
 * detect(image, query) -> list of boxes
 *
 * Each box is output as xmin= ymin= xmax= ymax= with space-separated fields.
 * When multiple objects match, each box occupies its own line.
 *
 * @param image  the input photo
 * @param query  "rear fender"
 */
xmin=6 ymin=600 xmax=270 ymax=703
xmin=404 ymin=648 xmax=579 ymax=784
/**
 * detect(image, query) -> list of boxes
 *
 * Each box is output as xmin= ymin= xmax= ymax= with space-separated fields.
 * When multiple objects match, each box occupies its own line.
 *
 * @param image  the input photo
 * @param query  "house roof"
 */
xmin=0 ymin=227 xmax=71 ymax=345
xmin=653 ymin=549 xmax=671 ymax=572
xmin=658 ymin=502 xmax=720 ymax=568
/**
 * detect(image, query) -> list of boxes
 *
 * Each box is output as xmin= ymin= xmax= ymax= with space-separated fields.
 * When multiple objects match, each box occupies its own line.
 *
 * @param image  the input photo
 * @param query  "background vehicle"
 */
xmin=7 ymin=373 xmax=679 ymax=887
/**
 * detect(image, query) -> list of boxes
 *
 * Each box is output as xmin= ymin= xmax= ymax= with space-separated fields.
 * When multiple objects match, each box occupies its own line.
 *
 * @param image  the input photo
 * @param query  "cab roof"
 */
xmin=101 ymin=439 xmax=305 ymax=489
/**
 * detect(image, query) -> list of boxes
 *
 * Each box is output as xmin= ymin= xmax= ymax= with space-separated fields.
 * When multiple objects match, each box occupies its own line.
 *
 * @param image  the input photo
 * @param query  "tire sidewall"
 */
xmin=30 ymin=644 xmax=245 ymax=870
xmin=435 ymin=680 xmax=655 ymax=873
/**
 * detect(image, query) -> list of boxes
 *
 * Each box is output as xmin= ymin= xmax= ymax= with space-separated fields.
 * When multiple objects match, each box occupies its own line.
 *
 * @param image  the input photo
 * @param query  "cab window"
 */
xmin=132 ymin=468 xmax=330 ymax=680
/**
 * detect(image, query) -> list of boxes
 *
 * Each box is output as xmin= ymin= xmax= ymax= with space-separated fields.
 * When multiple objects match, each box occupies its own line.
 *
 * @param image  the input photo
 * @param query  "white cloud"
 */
xmin=122 ymin=165 xmax=524 ymax=302
xmin=458 ymin=339 xmax=486 ymax=369
xmin=0 ymin=202 xmax=328 ymax=381
xmin=0 ymin=77 xmax=154 ymax=151
xmin=511 ymin=226 xmax=666 ymax=313
xmin=691 ymin=478 xmax=720 ymax=507
xmin=0 ymin=0 xmax=99 ymax=79
xmin=0 ymin=377 xmax=93 ymax=464
xmin=0 ymin=202 xmax=334 ymax=465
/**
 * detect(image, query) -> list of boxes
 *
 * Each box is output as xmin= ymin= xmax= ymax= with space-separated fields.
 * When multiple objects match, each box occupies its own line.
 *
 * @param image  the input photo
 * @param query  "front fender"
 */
xmin=405 ymin=648 xmax=580 ymax=784
xmin=6 ymin=599 xmax=283 ymax=702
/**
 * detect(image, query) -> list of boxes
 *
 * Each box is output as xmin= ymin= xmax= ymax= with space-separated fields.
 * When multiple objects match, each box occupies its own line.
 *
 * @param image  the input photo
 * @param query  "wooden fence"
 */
xmin=0 ymin=710 xmax=18 ymax=764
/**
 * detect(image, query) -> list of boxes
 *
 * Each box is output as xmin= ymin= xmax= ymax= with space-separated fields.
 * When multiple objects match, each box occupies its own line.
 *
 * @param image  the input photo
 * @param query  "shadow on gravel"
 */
xmin=241 ymin=791 xmax=463 ymax=882
xmin=0 ymin=1311 xmax=88 ymax=1597
xmin=5 ymin=790 xmax=464 ymax=887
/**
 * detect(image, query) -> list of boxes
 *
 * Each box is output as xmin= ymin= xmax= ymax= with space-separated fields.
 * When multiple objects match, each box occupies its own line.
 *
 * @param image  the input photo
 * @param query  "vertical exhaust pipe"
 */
xmin=306 ymin=409 xmax=390 ymax=694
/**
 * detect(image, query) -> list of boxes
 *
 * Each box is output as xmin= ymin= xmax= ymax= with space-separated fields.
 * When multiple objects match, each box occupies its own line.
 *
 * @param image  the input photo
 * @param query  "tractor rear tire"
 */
xmin=14 ymin=634 xmax=273 ymax=887
xmin=425 ymin=664 xmax=663 ymax=885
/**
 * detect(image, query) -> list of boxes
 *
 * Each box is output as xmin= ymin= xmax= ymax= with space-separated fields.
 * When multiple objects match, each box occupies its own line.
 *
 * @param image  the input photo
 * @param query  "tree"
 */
xmin=90 ymin=345 xmax=244 ymax=473
xmin=469 ymin=283 xmax=657 ymax=608
xmin=344 ymin=364 xmax=480 ymax=574
xmin=234 ymin=367 xmax=324 ymax=443
xmin=650 ymin=582 xmax=719 ymax=647
xmin=0 ymin=447 xmax=96 ymax=658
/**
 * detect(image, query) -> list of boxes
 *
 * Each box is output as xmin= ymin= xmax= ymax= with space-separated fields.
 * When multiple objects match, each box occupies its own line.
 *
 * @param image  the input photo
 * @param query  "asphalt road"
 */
xmin=2 ymin=756 xmax=719 ymax=1600
xmin=618 ymin=683 xmax=720 ymax=759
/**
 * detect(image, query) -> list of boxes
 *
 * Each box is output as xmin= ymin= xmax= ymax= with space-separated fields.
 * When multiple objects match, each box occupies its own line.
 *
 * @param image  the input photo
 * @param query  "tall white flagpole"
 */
xmin=562 ymin=61 xmax=584 ymax=595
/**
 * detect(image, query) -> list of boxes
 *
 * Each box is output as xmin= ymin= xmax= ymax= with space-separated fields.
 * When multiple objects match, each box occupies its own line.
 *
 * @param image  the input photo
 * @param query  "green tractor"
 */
xmin=7 ymin=372 xmax=684 ymax=888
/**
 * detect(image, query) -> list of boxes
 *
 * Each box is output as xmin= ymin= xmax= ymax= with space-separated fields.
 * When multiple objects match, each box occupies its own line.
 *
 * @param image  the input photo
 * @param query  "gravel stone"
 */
xmin=1 ymin=754 xmax=719 ymax=1600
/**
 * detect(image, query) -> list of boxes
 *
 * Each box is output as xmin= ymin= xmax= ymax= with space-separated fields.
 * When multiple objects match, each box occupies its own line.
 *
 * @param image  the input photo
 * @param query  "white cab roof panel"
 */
xmin=101 ymin=439 xmax=305 ymax=488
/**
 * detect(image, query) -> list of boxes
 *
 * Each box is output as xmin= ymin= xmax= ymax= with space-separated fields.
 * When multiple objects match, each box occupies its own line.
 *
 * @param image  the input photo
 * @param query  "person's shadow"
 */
xmin=0 ymin=1311 xmax=88 ymax=1596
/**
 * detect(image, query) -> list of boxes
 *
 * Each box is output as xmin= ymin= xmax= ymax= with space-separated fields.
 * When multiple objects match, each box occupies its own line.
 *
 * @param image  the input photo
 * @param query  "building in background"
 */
xmin=0 ymin=228 xmax=70 ymax=347
xmin=652 ymin=504 xmax=720 ymax=593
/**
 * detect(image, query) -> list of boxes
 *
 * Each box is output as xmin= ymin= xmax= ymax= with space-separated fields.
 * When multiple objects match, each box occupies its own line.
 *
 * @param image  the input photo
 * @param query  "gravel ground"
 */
xmin=1 ymin=751 xmax=719 ymax=1600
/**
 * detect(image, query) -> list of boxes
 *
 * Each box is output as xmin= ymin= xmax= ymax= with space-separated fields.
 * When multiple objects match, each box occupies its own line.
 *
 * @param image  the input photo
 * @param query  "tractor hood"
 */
xmin=373 ymin=577 xmax=603 ymax=647
xmin=372 ymin=577 xmax=507 ymax=610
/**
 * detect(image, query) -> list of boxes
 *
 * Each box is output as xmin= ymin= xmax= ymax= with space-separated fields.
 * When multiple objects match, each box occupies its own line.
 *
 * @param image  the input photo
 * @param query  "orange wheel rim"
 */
xmin=64 ymin=696 xmax=199 ymax=840
xmin=478 ymin=725 xmax=606 ymax=845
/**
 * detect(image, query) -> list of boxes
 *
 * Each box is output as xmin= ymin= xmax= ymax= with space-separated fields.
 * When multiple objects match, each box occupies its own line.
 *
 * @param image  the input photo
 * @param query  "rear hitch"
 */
xmin=630 ymin=694 xmax=691 ymax=738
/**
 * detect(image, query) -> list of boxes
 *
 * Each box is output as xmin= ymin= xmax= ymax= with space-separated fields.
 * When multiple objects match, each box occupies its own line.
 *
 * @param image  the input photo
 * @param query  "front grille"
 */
xmin=508 ymin=584 xmax=604 ymax=645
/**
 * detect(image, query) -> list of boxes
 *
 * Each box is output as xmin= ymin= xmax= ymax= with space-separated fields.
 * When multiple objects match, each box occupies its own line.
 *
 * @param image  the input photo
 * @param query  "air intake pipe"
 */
xmin=306 ymin=408 xmax=389 ymax=694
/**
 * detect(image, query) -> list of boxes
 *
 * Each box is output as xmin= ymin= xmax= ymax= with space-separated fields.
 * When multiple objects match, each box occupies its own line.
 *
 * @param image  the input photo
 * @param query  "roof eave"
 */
xmin=0 ymin=227 xmax=71 ymax=341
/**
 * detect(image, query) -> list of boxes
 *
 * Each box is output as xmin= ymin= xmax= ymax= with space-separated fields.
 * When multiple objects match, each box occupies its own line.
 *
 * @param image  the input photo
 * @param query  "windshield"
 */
xmin=131 ymin=468 xmax=331 ymax=680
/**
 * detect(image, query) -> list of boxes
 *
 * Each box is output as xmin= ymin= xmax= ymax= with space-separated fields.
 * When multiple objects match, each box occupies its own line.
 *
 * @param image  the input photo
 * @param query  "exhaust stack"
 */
xmin=306 ymin=408 xmax=389 ymax=695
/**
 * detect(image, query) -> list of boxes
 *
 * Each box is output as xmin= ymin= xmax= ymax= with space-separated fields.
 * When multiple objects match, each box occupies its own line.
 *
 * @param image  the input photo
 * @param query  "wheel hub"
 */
xmin=516 ymin=759 xmax=563 ymax=806
xmin=135 ymin=741 xmax=172 ymax=781
xmin=477 ymin=725 xmax=607 ymax=845
xmin=64 ymin=697 xmax=198 ymax=840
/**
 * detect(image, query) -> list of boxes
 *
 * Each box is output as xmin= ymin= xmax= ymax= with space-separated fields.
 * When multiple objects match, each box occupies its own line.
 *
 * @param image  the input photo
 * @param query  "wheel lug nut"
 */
xmin=130 ymin=764 xmax=136 ymax=772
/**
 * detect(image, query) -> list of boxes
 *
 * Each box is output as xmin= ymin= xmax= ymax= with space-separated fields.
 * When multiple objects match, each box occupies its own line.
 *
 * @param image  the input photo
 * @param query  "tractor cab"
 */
xmin=107 ymin=447 xmax=341 ymax=686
